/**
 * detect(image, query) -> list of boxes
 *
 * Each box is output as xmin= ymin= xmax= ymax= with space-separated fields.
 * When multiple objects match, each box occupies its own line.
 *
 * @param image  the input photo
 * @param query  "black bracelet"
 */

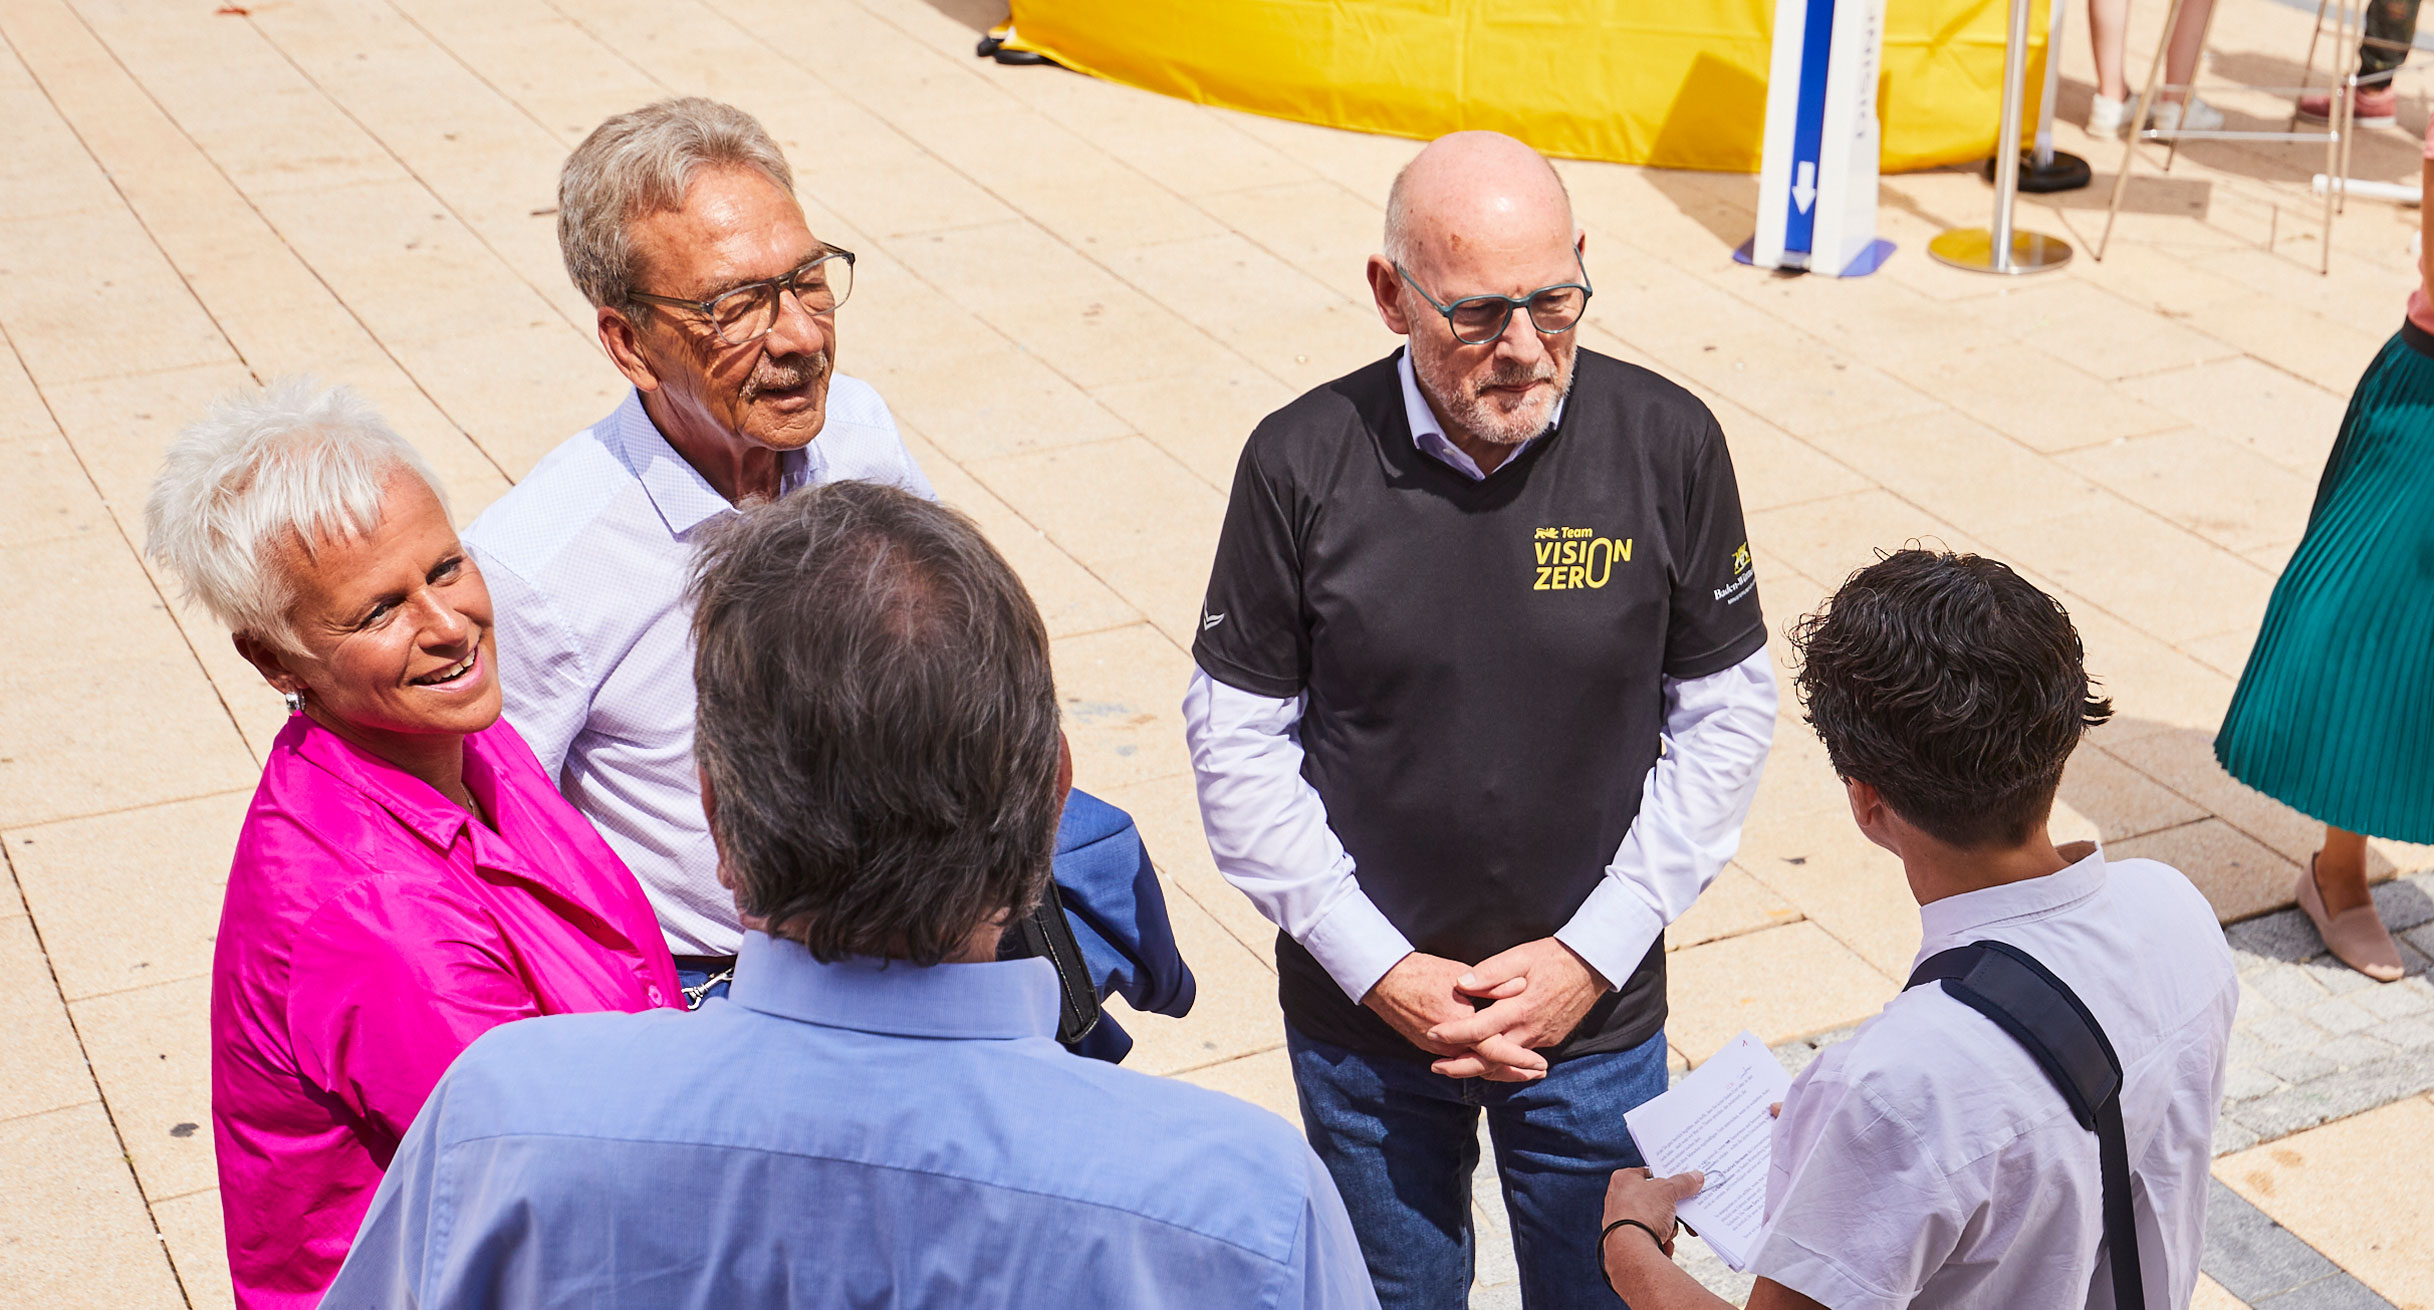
xmin=1599 ymin=1217 xmax=1671 ymax=1295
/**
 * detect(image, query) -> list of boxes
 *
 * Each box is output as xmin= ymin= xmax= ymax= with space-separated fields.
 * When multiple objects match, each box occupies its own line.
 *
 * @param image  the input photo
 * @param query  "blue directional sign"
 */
xmin=1746 ymin=0 xmax=1893 ymax=277
xmin=1784 ymin=0 xmax=1835 ymax=257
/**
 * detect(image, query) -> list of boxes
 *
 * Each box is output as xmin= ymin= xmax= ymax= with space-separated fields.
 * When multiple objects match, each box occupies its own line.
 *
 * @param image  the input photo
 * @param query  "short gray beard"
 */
xmin=1413 ymin=344 xmax=1576 ymax=448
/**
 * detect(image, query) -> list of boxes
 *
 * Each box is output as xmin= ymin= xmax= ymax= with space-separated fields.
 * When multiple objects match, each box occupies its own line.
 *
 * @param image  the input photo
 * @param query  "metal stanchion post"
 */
xmin=1991 ymin=0 xmax=2092 ymax=192
xmin=1930 ymin=0 xmax=2073 ymax=273
xmin=2035 ymin=0 xmax=2065 ymax=170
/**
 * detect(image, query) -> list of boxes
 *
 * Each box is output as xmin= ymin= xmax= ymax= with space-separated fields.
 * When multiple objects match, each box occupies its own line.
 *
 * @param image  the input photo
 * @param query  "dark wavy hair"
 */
xmin=687 ymin=481 xmax=1061 ymax=964
xmin=1790 ymin=549 xmax=2113 ymax=849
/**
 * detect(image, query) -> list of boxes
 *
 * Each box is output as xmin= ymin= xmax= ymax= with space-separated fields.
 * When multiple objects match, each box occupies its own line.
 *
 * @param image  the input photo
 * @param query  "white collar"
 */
xmin=1395 ymin=348 xmax=1564 ymax=481
xmin=611 ymin=389 xmax=820 ymax=538
xmin=1916 ymin=845 xmax=2113 ymax=963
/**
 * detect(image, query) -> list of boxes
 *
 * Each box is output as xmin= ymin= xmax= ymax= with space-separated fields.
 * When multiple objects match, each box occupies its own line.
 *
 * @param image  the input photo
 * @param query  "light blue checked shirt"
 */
xmin=323 ymin=933 xmax=1377 ymax=1310
xmin=464 ymin=383 xmax=934 ymax=955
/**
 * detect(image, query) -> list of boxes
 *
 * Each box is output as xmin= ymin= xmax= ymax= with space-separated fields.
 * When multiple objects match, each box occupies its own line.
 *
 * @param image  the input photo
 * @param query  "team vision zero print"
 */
xmin=1531 ymin=525 xmax=1634 ymax=591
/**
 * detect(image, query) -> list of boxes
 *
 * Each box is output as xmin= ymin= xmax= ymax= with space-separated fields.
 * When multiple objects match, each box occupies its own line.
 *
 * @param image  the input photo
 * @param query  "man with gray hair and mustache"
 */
xmin=467 ymin=98 xmax=1191 ymax=1054
xmin=1185 ymin=131 xmax=1778 ymax=1308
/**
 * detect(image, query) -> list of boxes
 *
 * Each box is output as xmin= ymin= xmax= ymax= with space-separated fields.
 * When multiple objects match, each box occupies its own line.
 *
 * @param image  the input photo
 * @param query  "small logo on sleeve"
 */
xmin=1715 ymin=542 xmax=1757 ymax=604
xmin=1531 ymin=525 xmax=1634 ymax=591
xmin=1201 ymin=608 xmax=1227 ymax=631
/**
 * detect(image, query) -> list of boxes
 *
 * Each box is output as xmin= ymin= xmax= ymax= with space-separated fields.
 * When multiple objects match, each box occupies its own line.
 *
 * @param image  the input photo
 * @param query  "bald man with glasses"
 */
xmin=1184 ymin=131 xmax=1778 ymax=1310
xmin=466 ymin=97 xmax=1194 ymax=1058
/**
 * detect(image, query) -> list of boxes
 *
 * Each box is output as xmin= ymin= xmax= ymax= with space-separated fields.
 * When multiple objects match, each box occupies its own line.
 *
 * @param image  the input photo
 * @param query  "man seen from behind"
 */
xmin=325 ymin=481 xmax=1377 ymax=1309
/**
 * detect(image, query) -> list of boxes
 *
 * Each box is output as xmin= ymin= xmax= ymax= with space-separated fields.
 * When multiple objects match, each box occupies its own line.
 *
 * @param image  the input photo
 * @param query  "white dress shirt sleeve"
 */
xmin=888 ymin=433 xmax=937 ymax=503
xmin=1183 ymin=669 xmax=1414 ymax=1004
xmin=1753 ymin=1058 xmax=1960 ymax=1310
xmin=1553 ymin=645 xmax=1779 ymax=988
xmin=866 ymin=388 xmax=937 ymax=502
xmin=466 ymin=546 xmax=595 ymax=779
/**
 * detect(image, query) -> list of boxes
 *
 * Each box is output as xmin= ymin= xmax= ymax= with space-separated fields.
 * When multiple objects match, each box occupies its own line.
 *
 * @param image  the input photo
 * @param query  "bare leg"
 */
xmin=2090 ymin=0 xmax=2132 ymax=99
xmin=2159 ymin=0 xmax=2217 ymax=103
xmin=2421 ymin=154 xmax=2433 ymax=294
xmin=2317 ymin=826 xmax=2374 ymax=915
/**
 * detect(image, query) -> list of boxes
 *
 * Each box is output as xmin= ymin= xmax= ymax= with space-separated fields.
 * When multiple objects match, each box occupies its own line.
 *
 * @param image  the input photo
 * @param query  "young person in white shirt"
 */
xmin=1599 ymin=549 xmax=2237 ymax=1310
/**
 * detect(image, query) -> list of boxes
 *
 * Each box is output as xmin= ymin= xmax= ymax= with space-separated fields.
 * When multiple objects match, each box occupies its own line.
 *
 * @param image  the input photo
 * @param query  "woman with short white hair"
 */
xmin=145 ymin=379 xmax=683 ymax=1310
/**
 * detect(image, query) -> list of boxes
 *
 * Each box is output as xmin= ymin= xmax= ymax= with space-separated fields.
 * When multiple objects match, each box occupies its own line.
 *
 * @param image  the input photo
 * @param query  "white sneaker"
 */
xmin=2087 ymin=93 xmax=2130 ymax=136
xmin=2147 ymin=96 xmax=2225 ymax=133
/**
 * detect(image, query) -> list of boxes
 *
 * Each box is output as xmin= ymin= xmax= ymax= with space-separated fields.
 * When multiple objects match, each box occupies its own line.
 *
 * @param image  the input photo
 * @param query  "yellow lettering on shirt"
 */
xmin=1527 ymin=528 xmax=1633 ymax=592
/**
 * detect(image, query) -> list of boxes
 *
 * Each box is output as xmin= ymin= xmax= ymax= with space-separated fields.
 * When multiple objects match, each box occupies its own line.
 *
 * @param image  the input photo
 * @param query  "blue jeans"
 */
xmin=1287 ymin=1024 xmax=1669 ymax=1310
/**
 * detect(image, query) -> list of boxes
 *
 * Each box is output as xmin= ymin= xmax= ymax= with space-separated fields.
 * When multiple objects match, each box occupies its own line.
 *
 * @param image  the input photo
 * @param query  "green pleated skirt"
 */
xmin=2215 ymin=321 xmax=2434 ymax=843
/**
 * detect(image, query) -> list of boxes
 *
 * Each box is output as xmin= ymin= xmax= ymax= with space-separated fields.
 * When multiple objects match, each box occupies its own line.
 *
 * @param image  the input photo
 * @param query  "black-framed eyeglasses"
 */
xmin=628 ymin=246 xmax=856 ymax=347
xmin=1395 ymin=253 xmax=1592 ymax=346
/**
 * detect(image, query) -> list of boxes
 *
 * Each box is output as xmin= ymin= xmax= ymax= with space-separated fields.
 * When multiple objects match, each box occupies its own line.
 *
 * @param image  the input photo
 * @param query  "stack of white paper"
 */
xmin=1620 ymin=1030 xmax=1793 ymax=1271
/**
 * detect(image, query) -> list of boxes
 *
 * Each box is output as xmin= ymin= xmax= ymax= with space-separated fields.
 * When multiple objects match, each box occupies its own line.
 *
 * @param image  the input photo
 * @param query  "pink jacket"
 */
xmin=210 ymin=714 xmax=682 ymax=1310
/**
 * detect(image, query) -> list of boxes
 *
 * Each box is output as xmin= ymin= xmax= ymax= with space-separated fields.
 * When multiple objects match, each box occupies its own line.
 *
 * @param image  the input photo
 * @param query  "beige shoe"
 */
xmin=2296 ymin=854 xmax=2404 ymax=982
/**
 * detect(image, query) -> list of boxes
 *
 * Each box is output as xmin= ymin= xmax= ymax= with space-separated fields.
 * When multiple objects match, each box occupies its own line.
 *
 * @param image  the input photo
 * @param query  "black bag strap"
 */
xmin=1013 ymin=878 xmax=1102 ymax=1047
xmin=1905 ymin=940 xmax=2142 ymax=1310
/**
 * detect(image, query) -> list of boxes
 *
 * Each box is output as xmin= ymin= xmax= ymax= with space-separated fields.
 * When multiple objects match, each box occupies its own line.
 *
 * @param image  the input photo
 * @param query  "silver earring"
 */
xmin=283 ymin=689 xmax=306 ymax=715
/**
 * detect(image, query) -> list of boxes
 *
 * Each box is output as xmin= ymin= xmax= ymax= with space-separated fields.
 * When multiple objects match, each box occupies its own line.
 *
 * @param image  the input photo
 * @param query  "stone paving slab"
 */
xmin=2204 ymin=1178 xmax=2398 ymax=1310
xmin=2216 ymin=877 xmax=2434 ymax=1153
xmin=0 ymin=1102 xmax=190 ymax=1310
xmin=2218 ymin=1096 xmax=2434 ymax=1310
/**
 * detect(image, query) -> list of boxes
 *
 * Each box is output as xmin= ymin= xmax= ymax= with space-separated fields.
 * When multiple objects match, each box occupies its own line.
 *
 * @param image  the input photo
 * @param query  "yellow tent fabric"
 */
xmin=1003 ymin=1 xmax=2048 ymax=174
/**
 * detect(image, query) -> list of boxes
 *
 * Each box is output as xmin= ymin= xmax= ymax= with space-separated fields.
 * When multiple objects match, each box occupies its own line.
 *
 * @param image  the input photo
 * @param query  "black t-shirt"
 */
xmin=1194 ymin=348 xmax=1766 ymax=1062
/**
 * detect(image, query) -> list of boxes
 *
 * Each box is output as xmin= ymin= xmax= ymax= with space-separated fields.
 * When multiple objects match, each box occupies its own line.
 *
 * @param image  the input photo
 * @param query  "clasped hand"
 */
xmin=1361 ymin=939 xmax=1609 ymax=1082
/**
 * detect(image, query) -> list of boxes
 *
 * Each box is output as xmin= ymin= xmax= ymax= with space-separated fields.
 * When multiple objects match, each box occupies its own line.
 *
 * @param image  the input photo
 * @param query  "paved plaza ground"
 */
xmin=5 ymin=0 xmax=2434 ymax=1305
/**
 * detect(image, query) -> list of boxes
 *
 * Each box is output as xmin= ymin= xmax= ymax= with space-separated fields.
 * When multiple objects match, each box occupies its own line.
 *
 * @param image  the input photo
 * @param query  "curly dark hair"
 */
xmin=687 ymin=481 xmax=1062 ymax=965
xmin=1790 ymin=549 xmax=2113 ymax=849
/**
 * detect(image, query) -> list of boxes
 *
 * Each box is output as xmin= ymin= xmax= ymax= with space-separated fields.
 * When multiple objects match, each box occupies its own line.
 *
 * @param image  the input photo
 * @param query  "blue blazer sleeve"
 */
xmin=1051 ymin=789 xmax=1198 ymax=1064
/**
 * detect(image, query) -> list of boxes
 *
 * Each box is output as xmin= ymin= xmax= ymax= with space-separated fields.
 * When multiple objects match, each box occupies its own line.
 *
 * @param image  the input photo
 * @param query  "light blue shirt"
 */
xmin=463 ymin=383 xmax=934 ymax=955
xmin=323 ymin=933 xmax=1378 ymax=1310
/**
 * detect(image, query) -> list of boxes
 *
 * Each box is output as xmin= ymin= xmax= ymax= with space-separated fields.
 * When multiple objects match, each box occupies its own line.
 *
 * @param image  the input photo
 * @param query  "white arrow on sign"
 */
xmin=1792 ymin=161 xmax=1817 ymax=214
